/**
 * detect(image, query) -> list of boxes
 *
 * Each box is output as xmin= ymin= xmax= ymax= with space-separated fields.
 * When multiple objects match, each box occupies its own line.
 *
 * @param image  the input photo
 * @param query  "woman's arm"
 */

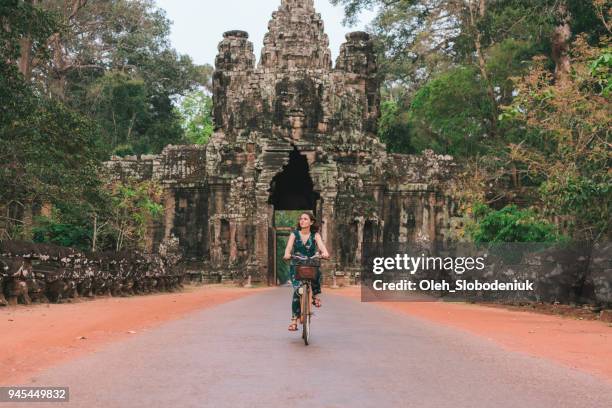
xmin=314 ymin=233 xmax=330 ymax=259
xmin=283 ymin=233 xmax=295 ymax=260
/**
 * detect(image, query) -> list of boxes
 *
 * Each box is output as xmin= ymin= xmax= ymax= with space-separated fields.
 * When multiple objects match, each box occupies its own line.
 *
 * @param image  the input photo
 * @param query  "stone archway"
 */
xmin=268 ymin=147 xmax=321 ymax=285
xmin=269 ymin=147 xmax=320 ymax=212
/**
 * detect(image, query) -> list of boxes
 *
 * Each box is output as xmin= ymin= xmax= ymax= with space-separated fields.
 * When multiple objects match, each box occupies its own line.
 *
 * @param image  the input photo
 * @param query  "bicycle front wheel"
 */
xmin=302 ymin=283 xmax=311 ymax=345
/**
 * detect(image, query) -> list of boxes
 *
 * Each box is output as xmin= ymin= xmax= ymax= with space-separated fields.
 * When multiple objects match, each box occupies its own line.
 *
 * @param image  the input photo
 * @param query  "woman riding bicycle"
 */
xmin=283 ymin=212 xmax=330 ymax=332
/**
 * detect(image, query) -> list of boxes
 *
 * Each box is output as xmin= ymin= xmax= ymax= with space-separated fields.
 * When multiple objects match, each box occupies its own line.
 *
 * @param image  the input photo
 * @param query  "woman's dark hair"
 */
xmin=296 ymin=211 xmax=319 ymax=233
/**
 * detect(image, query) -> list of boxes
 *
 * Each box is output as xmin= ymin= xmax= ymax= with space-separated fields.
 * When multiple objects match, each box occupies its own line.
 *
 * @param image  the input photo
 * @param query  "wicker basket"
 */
xmin=295 ymin=265 xmax=318 ymax=280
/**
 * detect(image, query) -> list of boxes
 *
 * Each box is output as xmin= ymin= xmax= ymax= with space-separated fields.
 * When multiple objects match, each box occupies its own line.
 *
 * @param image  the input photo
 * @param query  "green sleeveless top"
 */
xmin=292 ymin=229 xmax=317 ymax=257
xmin=290 ymin=229 xmax=319 ymax=286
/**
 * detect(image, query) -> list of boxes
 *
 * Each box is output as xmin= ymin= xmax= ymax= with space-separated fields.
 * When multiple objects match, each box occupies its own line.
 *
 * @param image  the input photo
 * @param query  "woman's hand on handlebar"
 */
xmin=315 ymin=252 xmax=330 ymax=260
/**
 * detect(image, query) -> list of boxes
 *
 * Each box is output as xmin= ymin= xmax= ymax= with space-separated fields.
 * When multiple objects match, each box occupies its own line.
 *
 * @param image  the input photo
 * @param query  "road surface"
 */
xmin=4 ymin=287 xmax=612 ymax=407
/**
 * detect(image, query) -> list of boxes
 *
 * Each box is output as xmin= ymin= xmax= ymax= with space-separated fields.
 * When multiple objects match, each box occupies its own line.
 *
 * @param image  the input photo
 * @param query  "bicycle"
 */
xmin=290 ymin=253 xmax=321 ymax=346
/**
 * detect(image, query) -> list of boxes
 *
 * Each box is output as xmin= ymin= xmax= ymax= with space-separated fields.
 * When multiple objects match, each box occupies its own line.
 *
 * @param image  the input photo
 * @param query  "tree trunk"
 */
xmin=18 ymin=38 xmax=33 ymax=79
xmin=0 ymin=203 xmax=6 ymax=241
xmin=46 ymin=0 xmax=89 ymax=100
xmin=468 ymin=0 xmax=498 ymax=136
xmin=17 ymin=0 xmax=38 ymax=80
xmin=49 ymin=33 xmax=68 ymax=100
xmin=21 ymin=199 xmax=34 ymax=241
xmin=92 ymin=213 xmax=98 ymax=252
xmin=552 ymin=1 xmax=572 ymax=85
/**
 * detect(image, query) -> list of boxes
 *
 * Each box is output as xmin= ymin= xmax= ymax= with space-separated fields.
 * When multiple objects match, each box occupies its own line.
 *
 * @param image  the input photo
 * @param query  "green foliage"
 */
xmin=84 ymin=67 xmax=190 ymax=156
xmin=0 ymin=2 xmax=108 ymax=243
xmin=87 ymin=72 xmax=148 ymax=155
xmin=1 ymin=0 xmax=212 ymax=249
xmin=36 ymin=0 xmax=208 ymax=156
xmin=567 ymin=0 xmax=610 ymax=43
xmin=459 ymin=0 xmax=556 ymax=59
xmin=0 ymin=1 xmax=55 ymax=127
xmin=540 ymin=173 xmax=611 ymax=243
xmin=501 ymin=36 xmax=611 ymax=242
xmin=486 ymin=39 xmax=544 ymax=104
xmin=589 ymin=50 xmax=612 ymax=97
xmin=377 ymin=100 xmax=415 ymax=153
xmin=32 ymin=211 xmax=92 ymax=251
xmin=0 ymin=0 xmax=56 ymax=62
xmin=276 ymin=234 xmax=290 ymax=284
xmin=0 ymin=94 xmax=104 ymax=207
xmin=106 ymin=179 xmax=164 ymax=251
xmin=30 ymin=178 xmax=166 ymax=252
xmin=409 ymin=66 xmax=495 ymax=157
xmin=332 ymin=0 xmax=557 ymax=88
xmin=469 ymin=204 xmax=564 ymax=243
xmin=30 ymin=193 xmax=112 ymax=251
xmin=177 ymin=90 xmax=214 ymax=145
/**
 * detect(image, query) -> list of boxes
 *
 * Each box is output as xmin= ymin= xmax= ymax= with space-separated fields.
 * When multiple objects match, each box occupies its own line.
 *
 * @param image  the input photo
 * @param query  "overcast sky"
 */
xmin=155 ymin=0 xmax=376 ymax=67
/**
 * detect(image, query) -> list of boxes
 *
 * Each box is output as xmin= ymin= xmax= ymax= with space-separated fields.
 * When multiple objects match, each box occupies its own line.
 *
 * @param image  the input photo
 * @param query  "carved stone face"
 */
xmin=274 ymin=77 xmax=322 ymax=134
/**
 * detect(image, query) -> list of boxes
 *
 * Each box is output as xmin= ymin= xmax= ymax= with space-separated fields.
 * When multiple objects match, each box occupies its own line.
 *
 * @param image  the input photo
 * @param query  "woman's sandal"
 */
xmin=288 ymin=320 xmax=298 ymax=331
xmin=312 ymin=297 xmax=321 ymax=308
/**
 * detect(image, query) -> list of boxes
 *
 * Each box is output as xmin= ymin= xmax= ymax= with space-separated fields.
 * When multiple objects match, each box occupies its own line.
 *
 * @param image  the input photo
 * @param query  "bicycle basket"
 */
xmin=295 ymin=265 xmax=317 ymax=280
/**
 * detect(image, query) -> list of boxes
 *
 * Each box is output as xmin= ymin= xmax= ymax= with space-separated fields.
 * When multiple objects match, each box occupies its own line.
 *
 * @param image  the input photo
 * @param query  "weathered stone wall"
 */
xmin=104 ymin=0 xmax=460 ymax=286
xmin=0 ymin=239 xmax=189 ymax=307
xmin=445 ymin=242 xmax=612 ymax=306
xmin=105 ymin=145 xmax=207 ymax=184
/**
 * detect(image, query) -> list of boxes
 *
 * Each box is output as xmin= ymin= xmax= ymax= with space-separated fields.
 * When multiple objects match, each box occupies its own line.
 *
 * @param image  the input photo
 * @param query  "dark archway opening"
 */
xmin=269 ymin=147 xmax=320 ymax=212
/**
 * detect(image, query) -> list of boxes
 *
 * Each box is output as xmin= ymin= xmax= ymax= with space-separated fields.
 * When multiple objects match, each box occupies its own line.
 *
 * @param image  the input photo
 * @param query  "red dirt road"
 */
xmin=0 ymin=285 xmax=269 ymax=384
xmin=331 ymin=286 xmax=612 ymax=382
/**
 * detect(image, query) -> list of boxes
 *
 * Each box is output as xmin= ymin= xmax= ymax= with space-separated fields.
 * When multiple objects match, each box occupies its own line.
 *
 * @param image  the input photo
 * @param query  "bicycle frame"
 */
xmin=290 ymin=254 xmax=319 ymax=346
xmin=298 ymin=279 xmax=312 ymax=345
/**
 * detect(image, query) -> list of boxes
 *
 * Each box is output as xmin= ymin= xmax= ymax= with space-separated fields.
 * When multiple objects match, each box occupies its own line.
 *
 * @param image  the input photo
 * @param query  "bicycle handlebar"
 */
xmin=290 ymin=254 xmax=321 ymax=260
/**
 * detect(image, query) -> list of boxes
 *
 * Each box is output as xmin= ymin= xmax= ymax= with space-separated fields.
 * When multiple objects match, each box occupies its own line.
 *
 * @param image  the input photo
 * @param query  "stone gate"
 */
xmin=106 ymin=0 xmax=460 ymax=285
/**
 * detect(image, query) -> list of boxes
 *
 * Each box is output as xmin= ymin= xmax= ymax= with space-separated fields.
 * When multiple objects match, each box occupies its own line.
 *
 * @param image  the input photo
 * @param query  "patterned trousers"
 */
xmin=291 ymin=268 xmax=322 ymax=319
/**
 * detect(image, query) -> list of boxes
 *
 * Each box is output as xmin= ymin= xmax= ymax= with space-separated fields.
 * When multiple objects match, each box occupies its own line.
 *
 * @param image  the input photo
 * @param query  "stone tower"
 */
xmin=260 ymin=0 xmax=332 ymax=70
xmin=106 ymin=0 xmax=458 ymax=285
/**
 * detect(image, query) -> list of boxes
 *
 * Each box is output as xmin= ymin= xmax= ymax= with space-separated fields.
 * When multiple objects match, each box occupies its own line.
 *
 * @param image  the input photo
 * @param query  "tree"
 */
xmin=1 ymin=1 xmax=209 ymax=247
xmin=87 ymin=71 xmax=148 ymax=153
xmin=377 ymin=99 xmax=414 ymax=153
xmin=332 ymin=0 xmax=554 ymax=88
xmin=501 ymin=34 xmax=611 ymax=242
xmin=332 ymin=0 xmax=608 ymax=133
xmin=177 ymin=89 xmax=214 ymax=145
xmin=333 ymin=0 xmax=611 ymax=245
xmin=0 ymin=94 xmax=105 ymax=236
xmin=408 ymin=65 xmax=495 ymax=157
xmin=18 ymin=0 xmax=207 ymax=156
xmin=1 ymin=0 xmax=55 ymax=118
xmin=1 ymin=1 xmax=106 ymax=241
